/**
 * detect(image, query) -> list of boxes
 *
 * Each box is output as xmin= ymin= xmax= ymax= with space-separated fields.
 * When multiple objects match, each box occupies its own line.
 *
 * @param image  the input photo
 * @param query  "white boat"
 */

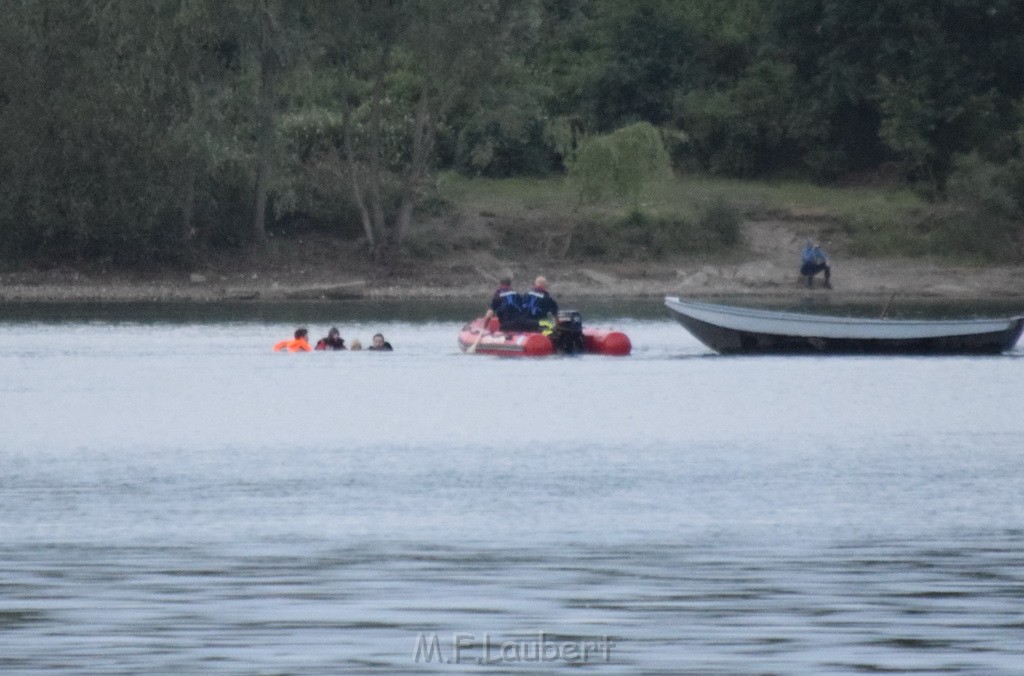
xmin=664 ymin=296 xmax=1024 ymax=354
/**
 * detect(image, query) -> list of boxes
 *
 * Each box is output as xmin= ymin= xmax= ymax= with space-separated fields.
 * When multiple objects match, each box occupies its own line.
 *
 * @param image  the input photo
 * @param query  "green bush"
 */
xmin=845 ymin=212 xmax=930 ymax=258
xmin=271 ymin=178 xmax=365 ymax=240
xmin=928 ymin=154 xmax=1023 ymax=261
xmin=843 ymin=154 xmax=1024 ymax=261
xmin=453 ymin=117 xmax=558 ymax=177
xmin=561 ymin=204 xmax=740 ymax=261
xmin=697 ymin=197 xmax=742 ymax=247
xmin=405 ymin=218 xmax=494 ymax=260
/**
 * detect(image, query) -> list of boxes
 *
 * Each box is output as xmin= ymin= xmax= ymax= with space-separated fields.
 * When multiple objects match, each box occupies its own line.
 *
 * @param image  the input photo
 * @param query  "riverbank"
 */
xmin=1 ymin=246 xmax=1021 ymax=305
xmin=3 ymin=208 xmax=1022 ymax=305
xmin=4 ymin=175 xmax=1020 ymax=306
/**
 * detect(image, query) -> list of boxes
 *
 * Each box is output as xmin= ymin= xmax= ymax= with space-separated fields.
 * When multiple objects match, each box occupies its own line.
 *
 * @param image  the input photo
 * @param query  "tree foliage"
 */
xmin=1 ymin=0 xmax=1023 ymax=266
xmin=569 ymin=122 xmax=670 ymax=207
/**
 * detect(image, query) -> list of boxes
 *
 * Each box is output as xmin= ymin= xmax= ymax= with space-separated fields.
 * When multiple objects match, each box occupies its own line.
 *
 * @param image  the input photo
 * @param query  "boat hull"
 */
xmin=665 ymin=297 xmax=1024 ymax=355
xmin=458 ymin=318 xmax=631 ymax=357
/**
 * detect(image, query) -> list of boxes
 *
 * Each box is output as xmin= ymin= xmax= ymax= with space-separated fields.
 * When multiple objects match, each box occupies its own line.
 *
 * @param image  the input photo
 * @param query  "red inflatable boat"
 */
xmin=458 ymin=316 xmax=631 ymax=357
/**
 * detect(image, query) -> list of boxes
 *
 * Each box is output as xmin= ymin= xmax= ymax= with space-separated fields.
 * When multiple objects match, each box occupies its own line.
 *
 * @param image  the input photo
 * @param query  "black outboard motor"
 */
xmin=550 ymin=310 xmax=585 ymax=354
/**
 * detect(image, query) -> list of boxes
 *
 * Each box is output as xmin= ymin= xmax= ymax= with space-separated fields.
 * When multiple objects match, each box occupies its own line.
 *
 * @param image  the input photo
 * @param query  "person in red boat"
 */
xmin=524 ymin=276 xmax=559 ymax=327
xmin=273 ymin=328 xmax=312 ymax=352
xmin=482 ymin=277 xmax=521 ymax=330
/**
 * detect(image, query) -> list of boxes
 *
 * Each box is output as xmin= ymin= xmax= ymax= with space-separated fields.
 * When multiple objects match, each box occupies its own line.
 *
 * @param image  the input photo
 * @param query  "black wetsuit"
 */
xmin=315 ymin=336 xmax=346 ymax=350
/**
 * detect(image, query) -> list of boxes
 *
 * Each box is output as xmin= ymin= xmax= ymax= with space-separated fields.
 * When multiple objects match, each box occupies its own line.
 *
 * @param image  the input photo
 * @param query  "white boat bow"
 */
xmin=664 ymin=297 xmax=1024 ymax=354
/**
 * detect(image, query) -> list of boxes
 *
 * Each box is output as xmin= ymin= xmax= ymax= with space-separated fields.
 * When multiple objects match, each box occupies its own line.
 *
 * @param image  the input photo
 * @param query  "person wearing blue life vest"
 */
xmin=482 ymin=278 xmax=519 ymax=328
xmin=524 ymin=276 xmax=559 ymax=331
xmin=800 ymin=240 xmax=832 ymax=288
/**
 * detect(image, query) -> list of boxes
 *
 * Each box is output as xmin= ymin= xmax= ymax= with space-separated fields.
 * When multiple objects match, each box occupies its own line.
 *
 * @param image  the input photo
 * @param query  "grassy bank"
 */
xmin=437 ymin=171 xmax=923 ymax=217
xmin=435 ymin=171 xmax=939 ymax=261
xmin=5 ymin=171 xmax=1021 ymax=305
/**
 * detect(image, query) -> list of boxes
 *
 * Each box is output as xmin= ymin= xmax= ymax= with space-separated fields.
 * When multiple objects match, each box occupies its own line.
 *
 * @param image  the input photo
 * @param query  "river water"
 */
xmin=1 ymin=300 xmax=1023 ymax=673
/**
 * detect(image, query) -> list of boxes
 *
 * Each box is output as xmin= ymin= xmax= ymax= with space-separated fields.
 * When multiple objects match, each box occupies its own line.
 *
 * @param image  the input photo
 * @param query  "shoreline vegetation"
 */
xmin=2 ymin=174 xmax=1022 ymax=306
xmin=3 ymin=2 xmax=1022 ymax=302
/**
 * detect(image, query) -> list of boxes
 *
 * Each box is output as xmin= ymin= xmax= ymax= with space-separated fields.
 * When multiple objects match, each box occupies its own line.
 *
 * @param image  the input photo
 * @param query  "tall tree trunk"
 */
xmin=390 ymin=83 xmax=433 ymax=256
xmin=252 ymin=47 xmax=275 ymax=249
xmin=252 ymin=154 xmax=270 ymax=249
xmin=339 ymin=114 xmax=375 ymax=248
xmin=365 ymin=47 xmax=391 ymax=260
xmin=178 ymin=158 xmax=197 ymax=260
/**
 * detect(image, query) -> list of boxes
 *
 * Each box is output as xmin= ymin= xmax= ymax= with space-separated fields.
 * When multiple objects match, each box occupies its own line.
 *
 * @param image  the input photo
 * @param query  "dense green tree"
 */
xmin=2 ymin=0 xmax=1023 ymax=267
xmin=0 ymin=1 xmax=198 ymax=262
xmin=0 ymin=0 xmax=285 ymax=262
xmin=767 ymin=0 xmax=1024 ymax=185
xmin=587 ymin=0 xmax=701 ymax=129
xmin=311 ymin=0 xmax=535 ymax=259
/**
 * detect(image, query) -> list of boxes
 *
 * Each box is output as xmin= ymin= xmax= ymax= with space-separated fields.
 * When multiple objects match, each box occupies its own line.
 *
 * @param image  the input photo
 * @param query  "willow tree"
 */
xmin=568 ymin=121 xmax=671 ymax=209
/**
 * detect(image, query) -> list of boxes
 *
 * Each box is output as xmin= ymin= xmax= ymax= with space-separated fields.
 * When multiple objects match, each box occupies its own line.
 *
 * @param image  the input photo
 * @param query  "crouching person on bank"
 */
xmin=800 ymin=240 xmax=832 ymax=289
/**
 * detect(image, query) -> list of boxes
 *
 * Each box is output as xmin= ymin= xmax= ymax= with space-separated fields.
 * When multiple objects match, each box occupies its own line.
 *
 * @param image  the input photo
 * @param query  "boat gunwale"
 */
xmin=668 ymin=297 xmax=1023 ymax=339
xmin=664 ymin=297 xmax=1024 ymax=330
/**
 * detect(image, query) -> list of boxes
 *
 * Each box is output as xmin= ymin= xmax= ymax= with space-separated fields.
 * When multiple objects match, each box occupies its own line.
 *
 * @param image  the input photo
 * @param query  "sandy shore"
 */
xmin=1 ymin=257 xmax=1021 ymax=305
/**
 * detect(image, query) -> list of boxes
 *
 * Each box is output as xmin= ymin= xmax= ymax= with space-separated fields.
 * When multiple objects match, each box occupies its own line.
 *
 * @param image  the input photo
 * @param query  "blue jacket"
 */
xmin=524 ymin=287 xmax=558 ymax=319
xmin=801 ymin=244 xmax=828 ymax=265
xmin=491 ymin=286 xmax=520 ymax=314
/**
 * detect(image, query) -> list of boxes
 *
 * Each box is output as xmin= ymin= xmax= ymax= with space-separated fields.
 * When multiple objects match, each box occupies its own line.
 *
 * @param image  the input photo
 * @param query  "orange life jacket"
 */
xmin=273 ymin=337 xmax=312 ymax=352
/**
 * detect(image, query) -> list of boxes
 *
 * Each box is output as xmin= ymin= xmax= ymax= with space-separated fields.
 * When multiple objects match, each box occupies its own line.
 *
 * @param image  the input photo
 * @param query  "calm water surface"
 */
xmin=1 ymin=301 xmax=1023 ymax=673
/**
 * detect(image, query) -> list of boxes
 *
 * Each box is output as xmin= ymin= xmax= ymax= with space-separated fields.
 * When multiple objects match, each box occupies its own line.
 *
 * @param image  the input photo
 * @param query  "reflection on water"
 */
xmin=4 ymin=538 xmax=1023 ymax=673
xmin=0 ymin=297 xmax=670 ymax=325
xmin=1 ymin=309 xmax=1022 ymax=672
xmin=4 ymin=295 xmax=1021 ymax=325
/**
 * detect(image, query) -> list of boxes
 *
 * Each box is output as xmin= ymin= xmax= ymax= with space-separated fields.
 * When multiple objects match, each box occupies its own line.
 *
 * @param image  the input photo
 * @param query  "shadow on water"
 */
xmin=3 ymin=296 xmax=1023 ymax=326
xmin=0 ymin=298 xmax=671 ymax=325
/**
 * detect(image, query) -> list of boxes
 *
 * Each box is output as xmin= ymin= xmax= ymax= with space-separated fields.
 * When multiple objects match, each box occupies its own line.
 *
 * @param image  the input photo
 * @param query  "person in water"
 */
xmin=368 ymin=333 xmax=393 ymax=351
xmin=350 ymin=339 xmax=363 ymax=351
xmin=315 ymin=327 xmax=346 ymax=350
xmin=273 ymin=328 xmax=312 ymax=352
xmin=800 ymin=239 xmax=832 ymax=289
